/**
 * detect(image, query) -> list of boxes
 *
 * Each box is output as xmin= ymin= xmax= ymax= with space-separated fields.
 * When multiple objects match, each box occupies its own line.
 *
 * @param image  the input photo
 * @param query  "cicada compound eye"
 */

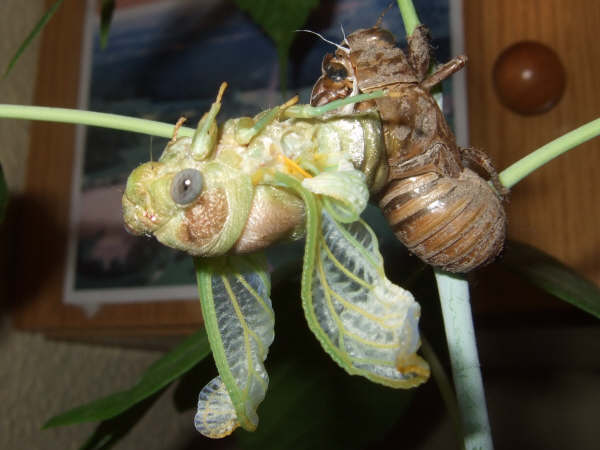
xmin=171 ymin=168 xmax=203 ymax=205
xmin=325 ymin=61 xmax=348 ymax=82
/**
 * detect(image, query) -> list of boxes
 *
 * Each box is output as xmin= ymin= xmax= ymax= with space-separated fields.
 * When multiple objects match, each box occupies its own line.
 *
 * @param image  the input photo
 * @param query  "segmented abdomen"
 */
xmin=379 ymin=168 xmax=506 ymax=272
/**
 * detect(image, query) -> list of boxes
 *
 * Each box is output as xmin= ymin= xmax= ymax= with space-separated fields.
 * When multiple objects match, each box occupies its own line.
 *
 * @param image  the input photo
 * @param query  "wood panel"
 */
xmin=13 ymin=0 xmax=202 ymax=338
xmin=464 ymin=0 xmax=600 ymax=289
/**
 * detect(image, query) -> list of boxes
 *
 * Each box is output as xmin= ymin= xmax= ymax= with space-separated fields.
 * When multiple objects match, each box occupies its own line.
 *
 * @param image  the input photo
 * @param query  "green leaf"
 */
xmin=3 ymin=0 xmax=65 ymax=78
xmin=78 ymin=392 xmax=162 ymax=450
xmin=238 ymin=359 xmax=415 ymax=450
xmin=44 ymin=328 xmax=210 ymax=428
xmin=99 ymin=0 xmax=116 ymax=49
xmin=233 ymin=0 xmax=320 ymax=92
xmin=0 ymin=164 xmax=8 ymax=223
xmin=194 ymin=254 xmax=275 ymax=438
xmin=502 ymin=240 xmax=600 ymax=319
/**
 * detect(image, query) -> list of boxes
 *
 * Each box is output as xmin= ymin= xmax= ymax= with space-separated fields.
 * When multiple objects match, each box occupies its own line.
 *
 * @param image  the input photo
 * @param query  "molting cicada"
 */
xmin=122 ymin=84 xmax=430 ymax=438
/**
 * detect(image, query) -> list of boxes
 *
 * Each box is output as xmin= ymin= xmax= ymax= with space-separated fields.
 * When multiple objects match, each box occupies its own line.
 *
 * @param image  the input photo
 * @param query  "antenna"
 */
xmin=295 ymin=29 xmax=350 ymax=54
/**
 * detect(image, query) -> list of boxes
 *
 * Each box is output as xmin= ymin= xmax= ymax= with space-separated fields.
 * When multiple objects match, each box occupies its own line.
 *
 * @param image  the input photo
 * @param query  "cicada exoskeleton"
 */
xmin=311 ymin=25 xmax=507 ymax=272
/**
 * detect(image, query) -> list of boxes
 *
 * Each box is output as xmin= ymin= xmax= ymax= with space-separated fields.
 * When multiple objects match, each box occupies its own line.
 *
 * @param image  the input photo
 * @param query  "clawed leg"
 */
xmin=421 ymin=55 xmax=467 ymax=91
xmin=461 ymin=147 xmax=509 ymax=196
xmin=191 ymin=82 xmax=228 ymax=158
xmin=235 ymin=96 xmax=299 ymax=145
xmin=407 ymin=25 xmax=432 ymax=81
xmin=284 ymin=90 xmax=386 ymax=119
xmin=170 ymin=116 xmax=187 ymax=144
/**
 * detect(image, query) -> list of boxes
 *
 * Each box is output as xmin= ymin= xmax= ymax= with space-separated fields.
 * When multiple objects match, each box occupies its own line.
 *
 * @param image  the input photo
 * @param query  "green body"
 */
xmin=122 ymin=91 xmax=428 ymax=439
xmin=122 ymin=95 xmax=387 ymax=257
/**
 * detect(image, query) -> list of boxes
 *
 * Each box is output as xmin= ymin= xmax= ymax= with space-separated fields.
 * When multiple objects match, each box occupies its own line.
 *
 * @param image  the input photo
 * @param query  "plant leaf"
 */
xmin=238 ymin=359 xmax=415 ymax=450
xmin=502 ymin=240 xmax=600 ymax=319
xmin=44 ymin=328 xmax=210 ymax=428
xmin=99 ymin=0 xmax=115 ymax=49
xmin=78 ymin=392 xmax=162 ymax=450
xmin=0 ymin=164 xmax=8 ymax=223
xmin=233 ymin=0 xmax=320 ymax=91
xmin=3 ymin=0 xmax=65 ymax=78
xmin=194 ymin=254 xmax=275 ymax=438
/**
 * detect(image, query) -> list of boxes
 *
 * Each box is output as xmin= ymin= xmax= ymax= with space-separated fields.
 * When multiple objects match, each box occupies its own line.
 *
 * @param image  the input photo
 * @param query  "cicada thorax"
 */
xmin=311 ymin=25 xmax=506 ymax=273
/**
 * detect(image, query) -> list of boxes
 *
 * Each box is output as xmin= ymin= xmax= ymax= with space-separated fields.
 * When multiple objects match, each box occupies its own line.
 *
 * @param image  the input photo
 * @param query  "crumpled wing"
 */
xmin=194 ymin=254 xmax=274 ymax=438
xmin=303 ymin=209 xmax=430 ymax=388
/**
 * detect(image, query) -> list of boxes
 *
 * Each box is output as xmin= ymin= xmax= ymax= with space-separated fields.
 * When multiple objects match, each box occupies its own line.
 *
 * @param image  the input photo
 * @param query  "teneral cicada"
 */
xmin=311 ymin=25 xmax=507 ymax=273
xmin=122 ymin=84 xmax=430 ymax=438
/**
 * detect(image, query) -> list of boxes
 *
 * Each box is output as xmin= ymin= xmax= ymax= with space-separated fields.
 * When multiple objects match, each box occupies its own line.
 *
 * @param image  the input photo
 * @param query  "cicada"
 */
xmin=122 ymin=84 xmax=430 ymax=438
xmin=311 ymin=24 xmax=507 ymax=272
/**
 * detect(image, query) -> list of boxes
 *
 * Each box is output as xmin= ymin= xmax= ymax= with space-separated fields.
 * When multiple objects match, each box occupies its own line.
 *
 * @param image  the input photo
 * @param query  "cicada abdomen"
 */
xmin=311 ymin=25 xmax=507 ymax=273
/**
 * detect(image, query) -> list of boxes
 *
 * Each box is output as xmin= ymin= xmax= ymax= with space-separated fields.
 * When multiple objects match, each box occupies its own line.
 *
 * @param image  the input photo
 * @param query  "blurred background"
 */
xmin=1 ymin=0 xmax=599 ymax=449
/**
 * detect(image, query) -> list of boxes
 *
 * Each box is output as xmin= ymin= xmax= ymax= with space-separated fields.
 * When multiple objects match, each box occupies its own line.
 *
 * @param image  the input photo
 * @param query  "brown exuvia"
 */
xmin=311 ymin=25 xmax=507 ymax=272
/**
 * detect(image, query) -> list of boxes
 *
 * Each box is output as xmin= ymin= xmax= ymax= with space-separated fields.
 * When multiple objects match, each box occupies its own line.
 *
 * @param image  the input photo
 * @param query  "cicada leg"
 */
xmin=407 ymin=24 xmax=432 ymax=81
xmin=461 ymin=147 xmax=509 ymax=196
xmin=421 ymin=55 xmax=468 ymax=92
xmin=283 ymin=90 xmax=387 ymax=118
xmin=191 ymin=82 xmax=228 ymax=159
xmin=169 ymin=116 xmax=187 ymax=144
xmin=234 ymin=96 xmax=300 ymax=145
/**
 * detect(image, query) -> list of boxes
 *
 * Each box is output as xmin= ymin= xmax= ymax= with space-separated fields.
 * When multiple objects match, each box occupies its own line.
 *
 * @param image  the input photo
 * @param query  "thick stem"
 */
xmin=499 ymin=117 xmax=600 ymax=188
xmin=434 ymin=270 xmax=494 ymax=450
xmin=0 ymin=104 xmax=195 ymax=139
xmin=397 ymin=1 xmax=494 ymax=448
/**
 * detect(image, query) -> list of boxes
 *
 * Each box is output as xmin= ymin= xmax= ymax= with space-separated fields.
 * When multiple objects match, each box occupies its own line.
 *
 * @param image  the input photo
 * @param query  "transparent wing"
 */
xmin=303 ymin=209 xmax=430 ymax=388
xmin=194 ymin=254 xmax=274 ymax=438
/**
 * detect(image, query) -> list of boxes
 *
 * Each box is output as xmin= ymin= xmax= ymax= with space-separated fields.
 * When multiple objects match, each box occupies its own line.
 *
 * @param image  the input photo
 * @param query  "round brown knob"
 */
xmin=493 ymin=41 xmax=566 ymax=115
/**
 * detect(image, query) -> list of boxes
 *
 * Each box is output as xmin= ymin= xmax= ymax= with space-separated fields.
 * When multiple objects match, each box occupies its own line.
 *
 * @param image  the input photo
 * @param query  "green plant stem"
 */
xmin=499 ymin=117 xmax=600 ymax=188
xmin=434 ymin=270 xmax=493 ymax=450
xmin=398 ymin=1 xmax=493 ymax=448
xmin=0 ymin=104 xmax=195 ymax=139
xmin=396 ymin=0 xmax=421 ymax=36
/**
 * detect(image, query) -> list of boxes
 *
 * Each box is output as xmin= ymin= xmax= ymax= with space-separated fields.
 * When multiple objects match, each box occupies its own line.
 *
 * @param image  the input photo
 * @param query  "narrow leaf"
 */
xmin=3 ymin=0 xmax=65 ymax=78
xmin=78 ymin=392 xmax=162 ymax=450
xmin=502 ymin=240 xmax=600 ymax=319
xmin=99 ymin=0 xmax=116 ymax=49
xmin=194 ymin=254 xmax=275 ymax=438
xmin=44 ymin=328 xmax=210 ymax=428
xmin=0 ymin=164 xmax=8 ymax=223
xmin=233 ymin=0 xmax=320 ymax=91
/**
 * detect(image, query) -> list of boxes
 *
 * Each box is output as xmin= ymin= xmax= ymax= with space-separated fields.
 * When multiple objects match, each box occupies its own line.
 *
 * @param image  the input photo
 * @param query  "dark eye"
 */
xmin=171 ymin=169 xmax=203 ymax=205
xmin=325 ymin=62 xmax=348 ymax=82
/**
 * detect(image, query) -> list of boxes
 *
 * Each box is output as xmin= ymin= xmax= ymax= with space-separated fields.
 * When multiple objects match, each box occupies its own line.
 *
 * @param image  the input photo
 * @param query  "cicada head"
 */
xmin=311 ymin=27 xmax=419 ymax=107
xmin=311 ymin=53 xmax=356 ymax=107
xmin=122 ymin=137 xmax=255 ymax=256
